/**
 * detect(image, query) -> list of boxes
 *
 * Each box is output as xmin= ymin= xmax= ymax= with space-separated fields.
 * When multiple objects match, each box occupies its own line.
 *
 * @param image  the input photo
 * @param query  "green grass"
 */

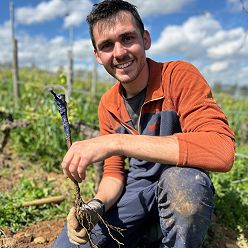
xmin=0 ymin=177 xmax=70 ymax=231
xmin=211 ymin=145 xmax=248 ymax=233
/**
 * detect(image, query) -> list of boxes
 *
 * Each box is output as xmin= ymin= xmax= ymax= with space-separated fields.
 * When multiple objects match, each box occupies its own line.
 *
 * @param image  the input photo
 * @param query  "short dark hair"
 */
xmin=86 ymin=0 xmax=144 ymax=49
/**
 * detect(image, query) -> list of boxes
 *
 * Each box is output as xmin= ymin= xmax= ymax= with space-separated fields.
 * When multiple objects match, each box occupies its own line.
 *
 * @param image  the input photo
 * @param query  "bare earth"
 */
xmin=1 ymin=219 xmax=64 ymax=248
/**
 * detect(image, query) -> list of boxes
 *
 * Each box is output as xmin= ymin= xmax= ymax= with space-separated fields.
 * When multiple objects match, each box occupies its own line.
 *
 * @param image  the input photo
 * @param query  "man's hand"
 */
xmin=67 ymin=199 xmax=105 ymax=245
xmin=61 ymin=136 xmax=119 ymax=182
xmin=67 ymin=207 xmax=88 ymax=245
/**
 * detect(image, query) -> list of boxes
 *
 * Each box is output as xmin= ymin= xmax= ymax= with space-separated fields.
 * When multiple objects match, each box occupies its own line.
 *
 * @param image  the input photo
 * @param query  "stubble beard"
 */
xmin=109 ymin=57 xmax=146 ymax=84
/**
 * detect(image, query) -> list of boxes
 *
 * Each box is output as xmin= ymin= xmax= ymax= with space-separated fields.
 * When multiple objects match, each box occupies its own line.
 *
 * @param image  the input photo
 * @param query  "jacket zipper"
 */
xmin=110 ymin=112 xmax=137 ymax=135
xmin=120 ymin=121 xmax=137 ymax=135
xmin=137 ymin=96 xmax=164 ymax=134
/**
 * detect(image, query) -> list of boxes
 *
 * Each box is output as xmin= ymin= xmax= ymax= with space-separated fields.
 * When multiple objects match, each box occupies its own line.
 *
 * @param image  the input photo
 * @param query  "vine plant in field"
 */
xmin=51 ymin=90 xmax=124 ymax=248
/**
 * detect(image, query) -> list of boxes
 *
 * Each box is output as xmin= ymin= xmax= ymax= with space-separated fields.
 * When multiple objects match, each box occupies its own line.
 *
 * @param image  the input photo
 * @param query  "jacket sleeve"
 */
xmin=168 ymin=61 xmax=235 ymax=172
xmin=98 ymin=97 xmax=126 ymax=181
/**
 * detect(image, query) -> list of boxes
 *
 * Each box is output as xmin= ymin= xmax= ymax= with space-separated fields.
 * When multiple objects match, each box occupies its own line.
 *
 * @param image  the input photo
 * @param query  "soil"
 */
xmin=0 ymin=219 xmax=65 ymax=248
xmin=0 ymin=148 xmax=247 ymax=248
xmin=2 ymin=217 xmax=247 ymax=248
xmin=0 ymin=148 xmax=68 ymax=248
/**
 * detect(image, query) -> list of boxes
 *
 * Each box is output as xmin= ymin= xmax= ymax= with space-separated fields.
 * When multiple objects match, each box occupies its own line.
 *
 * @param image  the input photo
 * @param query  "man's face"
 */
xmin=93 ymin=11 xmax=151 ymax=85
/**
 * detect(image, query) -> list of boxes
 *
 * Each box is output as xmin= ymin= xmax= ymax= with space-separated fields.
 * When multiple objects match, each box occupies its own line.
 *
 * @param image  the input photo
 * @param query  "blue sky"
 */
xmin=0 ymin=0 xmax=248 ymax=86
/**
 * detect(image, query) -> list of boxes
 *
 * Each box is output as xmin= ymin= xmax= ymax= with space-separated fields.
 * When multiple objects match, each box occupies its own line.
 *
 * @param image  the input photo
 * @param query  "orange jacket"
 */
xmin=98 ymin=59 xmax=235 ymax=182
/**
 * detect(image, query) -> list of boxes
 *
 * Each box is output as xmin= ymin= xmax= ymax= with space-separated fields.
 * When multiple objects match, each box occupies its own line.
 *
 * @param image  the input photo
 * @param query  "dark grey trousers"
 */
xmin=52 ymin=166 xmax=214 ymax=248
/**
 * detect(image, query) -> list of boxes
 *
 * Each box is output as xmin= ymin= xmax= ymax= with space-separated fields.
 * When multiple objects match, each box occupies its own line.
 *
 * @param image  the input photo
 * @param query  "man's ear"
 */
xmin=94 ymin=49 xmax=103 ymax=65
xmin=143 ymin=30 xmax=151 ymax=50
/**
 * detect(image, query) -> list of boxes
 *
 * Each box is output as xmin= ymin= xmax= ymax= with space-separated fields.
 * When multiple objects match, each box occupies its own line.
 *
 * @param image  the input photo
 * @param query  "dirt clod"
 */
xmin=34 ymin=236 xmax=46 ymax=244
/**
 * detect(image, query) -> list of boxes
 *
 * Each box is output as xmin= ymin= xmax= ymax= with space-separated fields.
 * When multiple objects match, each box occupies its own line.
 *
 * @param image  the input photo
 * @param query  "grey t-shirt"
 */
xmin=122 ymin=87 xmax=147 ymax=130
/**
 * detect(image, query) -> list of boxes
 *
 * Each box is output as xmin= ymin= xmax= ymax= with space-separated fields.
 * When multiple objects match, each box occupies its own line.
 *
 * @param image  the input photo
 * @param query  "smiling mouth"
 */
xmin=115 ymin=60 xmax=133 ymax=69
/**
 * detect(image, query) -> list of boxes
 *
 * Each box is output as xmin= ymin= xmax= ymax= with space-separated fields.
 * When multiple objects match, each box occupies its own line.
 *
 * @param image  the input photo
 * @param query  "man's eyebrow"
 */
xmin=121 ymin=31 xmax=137 ymax=37
xmin=98 ymin=31 xmax=137 ymax=46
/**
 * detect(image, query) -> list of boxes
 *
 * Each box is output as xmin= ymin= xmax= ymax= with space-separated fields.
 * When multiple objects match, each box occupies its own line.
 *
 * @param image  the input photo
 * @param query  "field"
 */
xmin=0 ymin=67 xmax=248 ymax=247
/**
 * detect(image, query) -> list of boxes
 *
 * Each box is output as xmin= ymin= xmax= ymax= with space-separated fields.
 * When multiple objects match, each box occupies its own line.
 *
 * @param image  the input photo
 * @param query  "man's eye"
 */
xmin=103 ymin=43 xmax=110 ymax=48
xmin=101 ymin=43 xmax=113 ymax=51
xmin=123 ymin=36 xmax=133 ymax=43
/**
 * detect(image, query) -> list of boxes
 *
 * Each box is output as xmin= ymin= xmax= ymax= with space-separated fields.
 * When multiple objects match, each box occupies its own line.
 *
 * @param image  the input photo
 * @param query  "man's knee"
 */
xmin=156 ymin=167 xmax=215 ymax=247
xmin=157 ymin=166 xmax=214 ymax=217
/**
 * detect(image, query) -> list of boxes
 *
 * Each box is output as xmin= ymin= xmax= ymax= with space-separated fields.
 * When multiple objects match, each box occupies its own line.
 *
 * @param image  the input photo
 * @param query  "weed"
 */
xmin=0 ymin=177 xmax=69 ymax=231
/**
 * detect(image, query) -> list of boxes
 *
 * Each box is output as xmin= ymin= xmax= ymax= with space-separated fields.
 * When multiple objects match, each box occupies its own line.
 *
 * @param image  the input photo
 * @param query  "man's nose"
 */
xmin=113 ymin=42 xmax=127 ymax=58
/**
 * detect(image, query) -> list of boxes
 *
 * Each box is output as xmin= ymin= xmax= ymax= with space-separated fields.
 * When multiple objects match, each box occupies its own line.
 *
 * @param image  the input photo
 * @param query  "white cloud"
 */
xmin=0 ymin=21 xmax=12 ymax=65
xmin=64 ymin=11 xmax=83 ymax=28
xmin=150 ymin=12 xmax=248 ymax=61
xmin=206 ymin=28 xmax=248 ymax=59
xmin=0 ymin=21 xmax=93 ymax=72
xmin=151 ymin=13 xmax=220 ymax=57
xmin=240 ymin=66 xmax=248 ymax=74
xmin=128 ymin=0 xmax=195 ymax=17
xmin=208 ymin=61 xmax=229 ymax=72
xmin=16 ymin=0 xmax=92 ymax=27
xmin=16 ymin=0 xmax=65 ymax=24
xmin=64 ymin=0 xmax=92 ymax=28
xmin=73 ymin=39 xmax=92 ymax=56
xmin=15 ymin=0 xmax=196 ymax=27
xmin=16 ymin=34 xmax=67 ymax=70
xmin=0 ymin=21 xmax=11 ymax=38
xmin=150 ymin=13 xmax=248 ymax=85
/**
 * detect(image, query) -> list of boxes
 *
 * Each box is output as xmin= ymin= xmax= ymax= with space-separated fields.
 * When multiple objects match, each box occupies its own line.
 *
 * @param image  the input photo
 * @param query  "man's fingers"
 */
xmin=69 ymin=236 xmax=88 ymax=246
xmin=68 ymin=238 xmax=81 ymax=246
xmin=67 ymin=207 xmax=79 ymax=229
xmin=67 ymin=207 xmax=88 ymax=244
xmin=69 ymin=156 xmax=82 ymax=182
xmin=68 ymin=231 xmax=89 ymax=246
xmin=61 ymin=152 xmax=73 ymax=179
xmin=61 ymin=152 xmax=74 ymax=170
xmin=68 ymin=225 xmax=88 ymax=238
xmin=61 ymin=141 xmax=95 ymax=182
xmin=62 ymin=154 xmax=83 ymax=182
xmin=62 ymin=168 xmax=82 ymax=183
xmin=67 ymin=217 xmax=88 ymax=244
xmin=78 ymin=158 xmax=87 ymax=180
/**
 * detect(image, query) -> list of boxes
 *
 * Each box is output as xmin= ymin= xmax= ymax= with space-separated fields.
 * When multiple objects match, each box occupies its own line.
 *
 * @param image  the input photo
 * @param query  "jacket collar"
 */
xmin=103 ymin=58 xmax=164 ymax=121
xmin=145 ymin=58 xmax=164 ymax=102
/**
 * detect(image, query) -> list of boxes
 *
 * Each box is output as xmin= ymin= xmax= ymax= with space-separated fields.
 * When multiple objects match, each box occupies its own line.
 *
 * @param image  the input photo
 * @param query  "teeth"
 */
xmin=116 ymin=61 xmax=132 ymax=69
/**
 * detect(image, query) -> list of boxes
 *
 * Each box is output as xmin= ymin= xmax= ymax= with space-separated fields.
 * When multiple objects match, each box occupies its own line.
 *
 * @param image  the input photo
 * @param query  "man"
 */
xmin=53 ymin=0 xmax=235 ymax=247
